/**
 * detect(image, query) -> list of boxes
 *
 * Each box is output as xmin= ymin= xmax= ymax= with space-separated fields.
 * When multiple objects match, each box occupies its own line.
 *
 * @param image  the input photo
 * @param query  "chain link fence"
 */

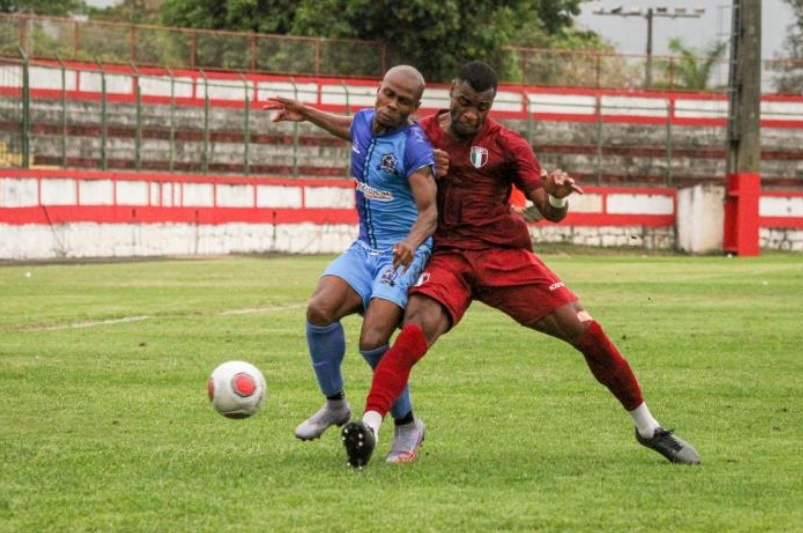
xmin=0 ymin=56 xmax=359 ymax=177
xmin=0 ymin=56 xmax=25 ymax=168
xmin=4 ymin=12 xmax=781 ymax=89
xmin=0 ymin=14 xmax=389 ymax=78
xmin=2 ymin=16 xmax=803 ymax=188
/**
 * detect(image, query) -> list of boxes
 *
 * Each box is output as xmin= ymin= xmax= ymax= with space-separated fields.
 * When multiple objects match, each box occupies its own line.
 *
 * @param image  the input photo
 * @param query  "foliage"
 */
xmin=1 ymin=0 xmax=626 ymax=87
xmin=291 ymin=0 xmax=591 ymax=83
xmin=156 ymin=0 xmax=594 ymax=83
xmin=160 ymin=0 xmax=298 ymax=34
xmin=88 ymin=0 xmax=159 ymax=25
xmin=652 ymin=38 xmax=728 ymax=91
xmin=771 ymin=0 xmax=803 ymax=94
xmin=511 ymin=27 xmax=619 ymax=88
xmin=0 ymin=0 xmax=86 ymax=15
xmin=3 ymin=0 xmax=617 ymax=86
xmin=158 ymin=0 xmax=310 ymax=73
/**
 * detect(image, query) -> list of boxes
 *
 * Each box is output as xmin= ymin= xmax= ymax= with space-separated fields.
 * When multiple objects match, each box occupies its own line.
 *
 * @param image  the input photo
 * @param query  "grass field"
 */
xmin=1 ymin=251 xmax=801 ymax=532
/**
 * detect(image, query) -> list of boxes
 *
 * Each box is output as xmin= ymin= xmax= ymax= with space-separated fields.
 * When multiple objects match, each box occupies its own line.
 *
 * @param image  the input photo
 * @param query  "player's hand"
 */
xmin=542 ymin=168 xmax=583 ymax=199
xmin=262 ymin=96 xmax=306 ymax=122
xmin=433 ymin=148 xmax=450 ymax=178
xmin=392 ymin=242 xmax=415 ymax=273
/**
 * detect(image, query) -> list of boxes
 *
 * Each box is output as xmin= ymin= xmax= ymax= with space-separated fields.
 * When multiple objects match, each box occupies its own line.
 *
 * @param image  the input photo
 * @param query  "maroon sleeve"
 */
xmin=503 ymin=129 xmax=543 ymax=196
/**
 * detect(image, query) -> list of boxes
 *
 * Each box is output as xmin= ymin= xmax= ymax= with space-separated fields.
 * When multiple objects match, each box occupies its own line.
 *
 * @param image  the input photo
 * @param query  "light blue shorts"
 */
xmin=323 ymin=241 xmax=432 ymax=312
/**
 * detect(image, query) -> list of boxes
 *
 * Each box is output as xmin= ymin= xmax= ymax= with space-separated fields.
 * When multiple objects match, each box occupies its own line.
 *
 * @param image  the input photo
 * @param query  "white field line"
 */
xmin=219 ymin=304 xmax=305 ymax=316
xmin=11 ymin=303 xmax=306 ymax=332
xmin=36 ymin=315 xmax=152 ymax=331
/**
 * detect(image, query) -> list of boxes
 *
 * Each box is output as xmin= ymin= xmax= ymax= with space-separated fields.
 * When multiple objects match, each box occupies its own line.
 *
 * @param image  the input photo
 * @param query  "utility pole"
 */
xmin=723 ymin=0 xmax=762 ymax=256
xmin=593 ymin=6 xmax=705 ymax=89
xmin=726 ymin=0 xmax=761 ymax=175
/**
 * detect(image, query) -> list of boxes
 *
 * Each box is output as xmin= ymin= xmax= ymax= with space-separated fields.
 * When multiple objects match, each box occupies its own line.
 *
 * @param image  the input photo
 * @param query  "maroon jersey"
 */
xmin=419 ymin=111 xmax=543 ymax=250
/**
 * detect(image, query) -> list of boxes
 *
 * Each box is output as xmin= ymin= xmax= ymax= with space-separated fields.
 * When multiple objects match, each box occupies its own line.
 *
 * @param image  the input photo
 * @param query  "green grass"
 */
xmin=1 ymin=252 xmax=801 ymax=532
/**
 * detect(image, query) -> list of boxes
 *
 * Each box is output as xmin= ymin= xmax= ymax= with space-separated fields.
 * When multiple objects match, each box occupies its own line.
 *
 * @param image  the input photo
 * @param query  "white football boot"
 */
xmin=294 ymin=399 xmax=351 ymax=441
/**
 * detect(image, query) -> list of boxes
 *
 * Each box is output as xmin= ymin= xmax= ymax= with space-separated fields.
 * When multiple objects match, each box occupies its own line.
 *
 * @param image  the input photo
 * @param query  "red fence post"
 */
xmin=723 ymin=172 xmax=761 ymax=256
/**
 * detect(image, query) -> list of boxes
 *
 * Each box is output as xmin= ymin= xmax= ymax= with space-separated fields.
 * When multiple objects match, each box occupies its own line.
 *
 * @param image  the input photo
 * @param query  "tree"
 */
xmin=158 ymin=0 xmax=591 ymax=82
xmin=509 ymin=17 xmax=618 ymax=88
xmin=772 ymin=0 xmax=803 ymax=94
xmin=291 ymin=0 xmax=589 ymax=82
xmin=0 ymin=0 xmax=86 ymax=15
xmin=160 ymin=0 xmax=298 ymax=34
xmin=89 ymin=0 xmax=160 ymax=25
xmin=661 ymin=38 xmax=728 ymax=91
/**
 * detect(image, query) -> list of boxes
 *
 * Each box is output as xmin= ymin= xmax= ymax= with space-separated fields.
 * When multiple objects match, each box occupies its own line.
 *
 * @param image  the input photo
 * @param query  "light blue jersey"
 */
xmin=323 ymin=108 xmax=436 ymax=311
xmin=306 ymin=108 xmax=435 ymax=420
xmin=350 ymin=109 xmax=435 ymax=252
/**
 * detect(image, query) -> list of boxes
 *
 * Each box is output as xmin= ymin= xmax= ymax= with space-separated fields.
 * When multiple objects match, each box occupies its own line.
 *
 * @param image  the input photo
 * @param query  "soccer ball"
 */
xmin=208 ymin=360 xmax=266 ymax=419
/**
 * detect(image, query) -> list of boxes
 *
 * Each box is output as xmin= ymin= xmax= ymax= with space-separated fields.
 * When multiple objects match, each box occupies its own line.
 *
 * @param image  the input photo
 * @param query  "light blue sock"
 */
xmin=360 ymin=344 xmax=413 ymax=421
xmin=306 ymin=321 xmax=346 ymax=397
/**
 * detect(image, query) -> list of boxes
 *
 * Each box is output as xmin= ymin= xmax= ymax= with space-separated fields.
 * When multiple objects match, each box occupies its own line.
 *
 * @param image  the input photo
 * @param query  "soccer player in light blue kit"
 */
xmin=264 ymin=65 xmax=437 ymax=464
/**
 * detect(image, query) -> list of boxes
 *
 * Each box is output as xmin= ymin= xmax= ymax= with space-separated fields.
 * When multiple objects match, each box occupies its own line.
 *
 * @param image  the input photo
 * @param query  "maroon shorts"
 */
xmin=409 ymin=247 xmax=578 ymax=330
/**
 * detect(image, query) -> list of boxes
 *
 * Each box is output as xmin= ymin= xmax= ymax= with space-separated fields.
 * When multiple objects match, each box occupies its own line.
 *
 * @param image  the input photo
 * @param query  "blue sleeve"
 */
xmin=350 ymin=109 xmax=370 ymax=141
xmin=404 ymin=124 xmax=435 ymax=179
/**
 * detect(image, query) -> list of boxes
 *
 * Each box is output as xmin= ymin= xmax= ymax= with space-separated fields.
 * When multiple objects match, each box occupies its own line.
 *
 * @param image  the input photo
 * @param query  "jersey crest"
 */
xmin=379 ymin=153 xmax=399 ymax=175
xmin=470 ymin=146 xmax=489 ymax=168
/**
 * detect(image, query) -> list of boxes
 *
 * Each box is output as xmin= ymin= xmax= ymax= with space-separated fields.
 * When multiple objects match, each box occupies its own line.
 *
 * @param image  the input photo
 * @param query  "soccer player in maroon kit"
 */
xmin=341 ymin=60 xmax=701 ymax=468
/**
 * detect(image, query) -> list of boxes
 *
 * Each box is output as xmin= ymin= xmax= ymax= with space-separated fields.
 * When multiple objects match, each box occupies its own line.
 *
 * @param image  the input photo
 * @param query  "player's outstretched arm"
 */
xmin=530 ymin=169 xmax=584 ymax=223
xmin=392 ymin=167 xmax=438 ymax=272
xmin=263 ymin=96 xmax=353 ymax=141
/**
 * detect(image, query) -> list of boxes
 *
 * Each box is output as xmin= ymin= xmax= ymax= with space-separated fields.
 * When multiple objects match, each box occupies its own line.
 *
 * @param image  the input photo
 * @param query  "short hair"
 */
xmin=384 ymin=65 xmax=426 ymax=100
xmin=456 ymin=61 xmax=498 ymax=93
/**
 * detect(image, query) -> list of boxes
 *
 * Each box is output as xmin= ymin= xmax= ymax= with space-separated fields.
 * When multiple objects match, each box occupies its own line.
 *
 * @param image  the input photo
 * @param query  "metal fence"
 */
xmin=0 ymin=14 xmax=388 ymax=79
xmin=0 ymin=56 xmax=355 ymax=176
xmin=3 ymin=54 xmax=803 ymax=189
xmin=4 ymin=12 xmax=800 ymax=91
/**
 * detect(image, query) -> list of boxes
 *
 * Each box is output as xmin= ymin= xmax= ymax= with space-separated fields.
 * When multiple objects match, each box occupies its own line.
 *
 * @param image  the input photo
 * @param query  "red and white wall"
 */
xmin=1 ymin=61 xmax=802 ymax=258
xmin=3 ymin=60 xmax=803 ymax=128
xmin=2 ymin=169 xmax=802 ymax=260
xmin=760 ymin=191 xmax=803 ymax=251
xmin=0 ymin=170 xmax=358 ymax=259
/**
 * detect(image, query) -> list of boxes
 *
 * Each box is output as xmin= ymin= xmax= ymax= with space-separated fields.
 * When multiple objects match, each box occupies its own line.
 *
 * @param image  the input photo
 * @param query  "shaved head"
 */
xmin=371 ymin=64 xmax=427 ymax=133
xmin=383 ymin=65 xmax=426 ymax=102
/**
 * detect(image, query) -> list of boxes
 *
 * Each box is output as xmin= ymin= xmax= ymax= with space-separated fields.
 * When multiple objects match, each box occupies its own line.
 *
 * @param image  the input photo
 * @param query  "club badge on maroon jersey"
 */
xmin=470 ymin=146 xmax=488 ymax=168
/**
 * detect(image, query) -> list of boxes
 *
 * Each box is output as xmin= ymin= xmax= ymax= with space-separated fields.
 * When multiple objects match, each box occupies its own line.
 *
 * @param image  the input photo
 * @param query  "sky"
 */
xmin=575 ymin=0 xmax=794 ymax=60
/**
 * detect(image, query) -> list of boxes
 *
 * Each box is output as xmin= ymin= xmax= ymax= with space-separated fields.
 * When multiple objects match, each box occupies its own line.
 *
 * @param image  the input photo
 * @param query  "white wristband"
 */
xmin=548 ymin=194 xmax=567 ymax=208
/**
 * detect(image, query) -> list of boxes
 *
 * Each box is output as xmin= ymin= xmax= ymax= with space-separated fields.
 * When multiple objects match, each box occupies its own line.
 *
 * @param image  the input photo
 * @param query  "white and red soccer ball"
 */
xmin=208 ymin=361 xmax=266 ymax=419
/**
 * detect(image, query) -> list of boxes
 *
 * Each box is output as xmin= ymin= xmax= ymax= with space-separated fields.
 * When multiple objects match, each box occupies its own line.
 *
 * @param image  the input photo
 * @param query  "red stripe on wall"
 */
xmin=0 ymin=205 xmax=358 ymax=226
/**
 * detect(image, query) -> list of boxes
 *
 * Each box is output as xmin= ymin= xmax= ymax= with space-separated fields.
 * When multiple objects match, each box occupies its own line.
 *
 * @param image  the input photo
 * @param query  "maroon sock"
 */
xmin=574 ymin=321 xmax=644 ymax=411
xmin=365 ymin=324 xmax=428 ymax=416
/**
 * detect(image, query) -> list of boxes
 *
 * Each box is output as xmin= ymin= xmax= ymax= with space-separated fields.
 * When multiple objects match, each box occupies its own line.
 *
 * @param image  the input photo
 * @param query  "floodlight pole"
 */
xmin=593 ymin=6 xmax=705 ymax=89
xmin=646 ymin=8 xmax=653 ymax=88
